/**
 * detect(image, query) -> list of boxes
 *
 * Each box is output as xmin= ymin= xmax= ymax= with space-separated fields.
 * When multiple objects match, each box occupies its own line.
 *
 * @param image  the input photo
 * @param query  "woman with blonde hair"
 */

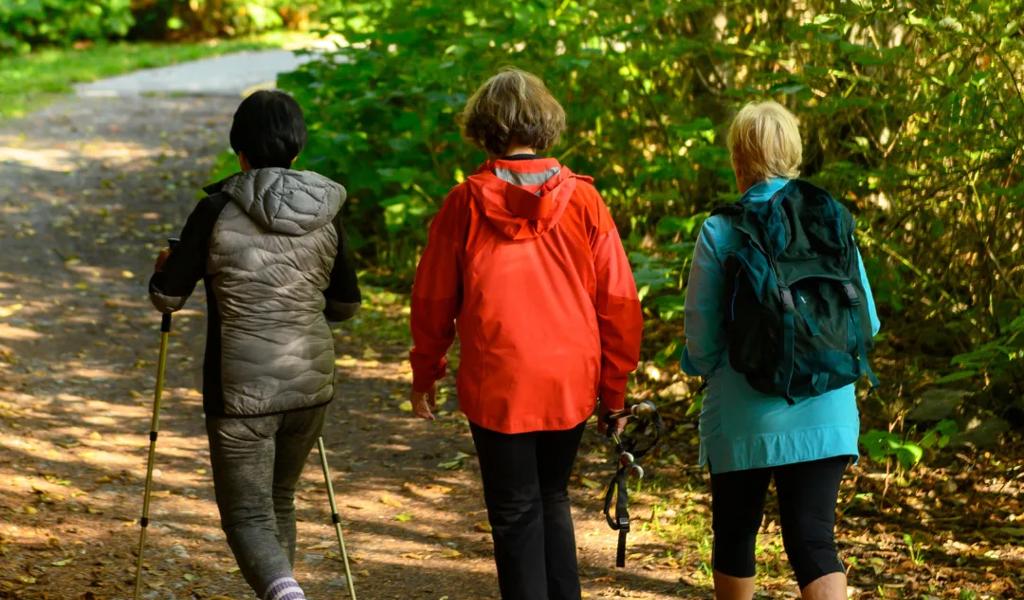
xmin=408 ymin=68 xmax=643 ymax=599
xmin=682 ymin=100 xmax=880 ymax=600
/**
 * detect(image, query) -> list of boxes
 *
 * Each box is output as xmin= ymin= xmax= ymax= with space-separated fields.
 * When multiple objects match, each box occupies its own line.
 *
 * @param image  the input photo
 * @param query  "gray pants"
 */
xmin=206 ymin=404 xmax=327 ymax=598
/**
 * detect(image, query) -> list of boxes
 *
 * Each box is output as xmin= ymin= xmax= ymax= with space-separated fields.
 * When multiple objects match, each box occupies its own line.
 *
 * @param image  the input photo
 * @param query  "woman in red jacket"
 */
xmin=408 ymin=68 xmax=643 ymax=600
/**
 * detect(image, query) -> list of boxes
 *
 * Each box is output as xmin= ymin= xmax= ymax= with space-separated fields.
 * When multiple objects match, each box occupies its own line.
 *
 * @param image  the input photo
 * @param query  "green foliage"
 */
xmin=860 ymin=419 xmax=957 ymax=470
xmin=0 ymin=0 xmax=134 ymax=52
xmin=950 ymin=309 xmax=1024 ymax=392
xmin=135 ymin=0 xmax=316 ymax=39
xmin=903 ymin=533 xmax=925 ymax=566
xmin=284 ymin=0 xmax=1024 ymax=409
xmin=0 ymin=0 xmax=315 ymax=51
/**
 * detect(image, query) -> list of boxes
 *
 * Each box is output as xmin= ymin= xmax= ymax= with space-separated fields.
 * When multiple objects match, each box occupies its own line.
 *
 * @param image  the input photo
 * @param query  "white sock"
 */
xmin=263 ymin=576 xmax=306 ymax=600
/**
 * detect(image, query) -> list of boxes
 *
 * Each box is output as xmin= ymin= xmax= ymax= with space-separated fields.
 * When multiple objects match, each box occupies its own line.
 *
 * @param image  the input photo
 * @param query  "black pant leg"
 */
xmin=709 ymin=465 xmax=773 ymax=578
xmin=773 ymin=456 xmax=849 ymax=589
xmin=471 ymin=424 xmax=547 ymax=600
xmin=536 ymin=422 xmax=586 ymax=600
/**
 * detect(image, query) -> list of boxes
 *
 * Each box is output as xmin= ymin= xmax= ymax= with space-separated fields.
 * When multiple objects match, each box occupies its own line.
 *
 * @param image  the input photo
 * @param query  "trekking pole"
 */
xmin=133 ymin=238 xmax=178 ymax=600
xmin=602 ymin=401 xmax=663 ymax=568
xmin=317 ymin=436 xmax=357 ymax=600
xmin=133 ymin=310 xmax=173 ymax=599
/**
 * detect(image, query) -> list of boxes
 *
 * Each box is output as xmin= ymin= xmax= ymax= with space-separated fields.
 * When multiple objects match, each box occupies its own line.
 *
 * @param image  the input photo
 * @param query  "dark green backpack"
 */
xmin=712 ymin=179 xmax=879 ymax=403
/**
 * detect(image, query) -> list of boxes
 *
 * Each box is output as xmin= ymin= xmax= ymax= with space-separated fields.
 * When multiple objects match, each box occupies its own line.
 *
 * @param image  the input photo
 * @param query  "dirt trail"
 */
xmin=0 ymin=80 xmax=699 ymax=598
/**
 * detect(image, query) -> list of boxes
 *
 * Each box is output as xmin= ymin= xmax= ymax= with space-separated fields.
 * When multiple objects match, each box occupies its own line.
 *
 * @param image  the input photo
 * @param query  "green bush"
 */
xmin=0 ymin=0 xmax=134 ymax=52
xmin=0 ymin=0 xmax=315 ymax=51
xmin=860 ymin=420 xmax=957 ymax=471
xmin=282 ymin=0 xmax=1023 ymax=416
xmin=135 ymin=0 xmax=318 ymax=38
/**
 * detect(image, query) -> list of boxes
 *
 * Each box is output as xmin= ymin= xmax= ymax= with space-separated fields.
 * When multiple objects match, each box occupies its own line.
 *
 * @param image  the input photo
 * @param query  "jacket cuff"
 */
xmin=599 ymin=386 xmax=626 ymax=412
xmin=411 ymin=358 xmax=447 ymax=393
xmin=680 ymin=347 xmax=702 ymax=376
xmin=412 ymin=378 xmax=435 ymax=394
xmin=148 ymin=280 xmax=187 ymax=314
xmin=325 ymin=300 xmax=360 ymax=322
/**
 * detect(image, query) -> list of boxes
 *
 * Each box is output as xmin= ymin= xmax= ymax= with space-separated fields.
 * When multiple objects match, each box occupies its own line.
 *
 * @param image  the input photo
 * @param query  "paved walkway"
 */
xmin=75 ymin=49 xmax=318 ymax=97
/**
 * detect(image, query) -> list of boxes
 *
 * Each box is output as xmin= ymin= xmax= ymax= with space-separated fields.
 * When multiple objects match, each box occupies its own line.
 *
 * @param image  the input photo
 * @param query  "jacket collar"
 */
xmin=743 ymin=177 xmax=790 ymax=203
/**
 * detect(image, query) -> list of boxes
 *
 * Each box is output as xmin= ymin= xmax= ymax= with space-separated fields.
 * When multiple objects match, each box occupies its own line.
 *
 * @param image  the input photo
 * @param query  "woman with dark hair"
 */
xmin=149 ymin=90 xmax=361 ymax=600
xmin=407 ymin=68 xmax=644 ymax=600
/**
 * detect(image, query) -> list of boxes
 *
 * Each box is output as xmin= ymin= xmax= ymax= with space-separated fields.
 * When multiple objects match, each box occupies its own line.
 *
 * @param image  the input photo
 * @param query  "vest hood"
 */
xmin=465 ymin=158 xmax=587 ymax=240
xmin=217 ymin=168 xmax=346 ymax=235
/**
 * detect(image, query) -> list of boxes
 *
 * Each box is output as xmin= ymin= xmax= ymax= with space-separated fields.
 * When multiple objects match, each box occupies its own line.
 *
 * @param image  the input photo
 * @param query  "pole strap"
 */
xmin=603 ymin=466 xmax=630 ymax=568
xmin=140 ymin=517 xmax=149 ymax=527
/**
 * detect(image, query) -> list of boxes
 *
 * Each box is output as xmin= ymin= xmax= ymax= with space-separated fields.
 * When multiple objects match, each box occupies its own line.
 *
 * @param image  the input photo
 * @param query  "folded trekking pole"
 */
xmin=133 ymin=239 xmax=177 ymax=600
xmin=317 ymin=436 xmax=357 ymax=600
xmin=603 ymin=400 xmax=664 ymax=568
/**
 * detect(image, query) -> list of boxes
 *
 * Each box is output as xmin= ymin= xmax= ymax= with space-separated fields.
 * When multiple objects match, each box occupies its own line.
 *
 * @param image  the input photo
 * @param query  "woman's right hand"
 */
xmin=598 ymin=405 xmax=628 ymax=436
xmin=154 ymin=248 xmax=172 ymax=272
xmin=410 ymin=385 xmax=437 ymax=421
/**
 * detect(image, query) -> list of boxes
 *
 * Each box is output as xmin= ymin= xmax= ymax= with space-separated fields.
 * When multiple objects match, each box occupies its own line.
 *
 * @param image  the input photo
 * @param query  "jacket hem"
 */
xmin=206 ymin=397 xmax=333 ymax=419
xmin=700 ymin=425 xmax=860 ymax=474
xmin=463 ymin=409 xmax=593 ymax=435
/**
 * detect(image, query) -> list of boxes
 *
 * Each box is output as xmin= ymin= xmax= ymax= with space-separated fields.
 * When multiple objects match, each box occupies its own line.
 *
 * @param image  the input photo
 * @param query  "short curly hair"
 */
xmin=460 ymin=68 xmax=566 ymax=156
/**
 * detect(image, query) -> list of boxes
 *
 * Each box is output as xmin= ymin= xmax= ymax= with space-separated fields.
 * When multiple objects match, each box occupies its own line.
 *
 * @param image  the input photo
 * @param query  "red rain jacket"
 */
xmin=410 ymin=158 xmax=643 ymax=434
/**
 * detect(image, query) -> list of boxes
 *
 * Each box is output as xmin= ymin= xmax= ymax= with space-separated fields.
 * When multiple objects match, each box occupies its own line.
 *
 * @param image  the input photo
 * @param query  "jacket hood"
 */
xmin=465 ymin=158 xmax=588 ymax=240
xmin=213 ymin=168 xmax=346 ymax=235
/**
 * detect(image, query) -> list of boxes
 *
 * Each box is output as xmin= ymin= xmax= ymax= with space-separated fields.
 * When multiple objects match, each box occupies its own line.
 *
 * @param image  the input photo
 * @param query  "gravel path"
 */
xmin=75 ymin=50 xmax=318 ymax=97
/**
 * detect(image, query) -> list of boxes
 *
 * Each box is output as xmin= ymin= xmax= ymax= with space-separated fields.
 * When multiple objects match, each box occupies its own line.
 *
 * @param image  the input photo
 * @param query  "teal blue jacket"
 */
xmin=681 ymin=178 xmax=881 ymax=474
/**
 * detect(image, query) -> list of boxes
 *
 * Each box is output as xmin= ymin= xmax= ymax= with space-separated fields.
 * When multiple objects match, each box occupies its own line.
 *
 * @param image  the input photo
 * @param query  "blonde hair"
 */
xmin=460 ymin=68 xmax=566 ymax=156
xmin=727 ymin=101 xmax=802 ymax=188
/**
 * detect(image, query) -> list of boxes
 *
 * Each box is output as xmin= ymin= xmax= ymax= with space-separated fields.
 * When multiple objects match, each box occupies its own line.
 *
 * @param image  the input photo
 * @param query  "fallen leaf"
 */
xmin=437 ymin=451 xmax=471 ymax=471
xmin=0 ymin=304 xmax=24 ymax=318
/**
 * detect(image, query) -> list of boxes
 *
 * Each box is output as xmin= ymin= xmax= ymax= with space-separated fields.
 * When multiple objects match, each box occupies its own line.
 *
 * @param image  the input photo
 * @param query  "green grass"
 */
xmin=0 ymin=31 xmax=317 ymax=119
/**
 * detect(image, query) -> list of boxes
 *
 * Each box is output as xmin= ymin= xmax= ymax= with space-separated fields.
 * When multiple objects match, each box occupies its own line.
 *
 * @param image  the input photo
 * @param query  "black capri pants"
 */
xmin=709 ymin=455 xmax=850 ymax=589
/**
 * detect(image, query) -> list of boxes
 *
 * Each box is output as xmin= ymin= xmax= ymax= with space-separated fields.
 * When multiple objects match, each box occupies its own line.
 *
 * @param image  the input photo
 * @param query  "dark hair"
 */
xmin=460 ymin=68 xmax=566 ymax=156
xmin=229 ymin=90 xmax=307 ymax=169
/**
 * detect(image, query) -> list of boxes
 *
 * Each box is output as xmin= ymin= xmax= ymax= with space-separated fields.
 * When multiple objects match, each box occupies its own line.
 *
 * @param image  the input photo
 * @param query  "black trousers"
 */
xmin=709 ymin=455 xmax=850 ymax=589
xmin=470 ymin=421 xmax=586 ymax=600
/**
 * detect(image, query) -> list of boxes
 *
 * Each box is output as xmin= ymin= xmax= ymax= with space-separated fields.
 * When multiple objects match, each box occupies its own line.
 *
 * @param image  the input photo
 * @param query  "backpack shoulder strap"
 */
xmin=710 ymin=202 xmax=744 ymax=218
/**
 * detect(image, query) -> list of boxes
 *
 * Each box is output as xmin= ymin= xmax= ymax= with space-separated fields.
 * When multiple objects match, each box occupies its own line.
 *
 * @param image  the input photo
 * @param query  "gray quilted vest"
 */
xmin=209 ymin=168 xmax=345 ymax=416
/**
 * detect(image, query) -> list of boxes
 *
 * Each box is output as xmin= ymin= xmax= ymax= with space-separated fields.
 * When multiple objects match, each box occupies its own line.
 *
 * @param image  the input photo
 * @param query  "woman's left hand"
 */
xmin=410 ymin=385 xmax=437 ymax=421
